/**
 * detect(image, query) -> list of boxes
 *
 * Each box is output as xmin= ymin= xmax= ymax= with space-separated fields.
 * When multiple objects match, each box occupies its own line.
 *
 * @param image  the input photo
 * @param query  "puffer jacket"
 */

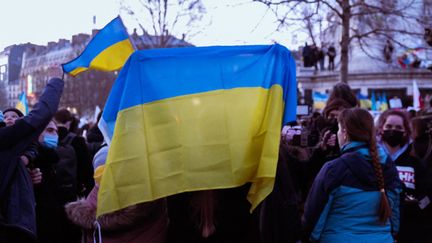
xmin=303 ymin=142 xmax=402 ymax=243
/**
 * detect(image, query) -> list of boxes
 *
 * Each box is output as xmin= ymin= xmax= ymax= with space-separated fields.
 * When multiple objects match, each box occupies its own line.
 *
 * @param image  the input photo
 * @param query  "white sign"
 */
xmin=396 ymin=166 xmax=415 ymax=189
xmin=389 ymin=98 xmax=402 ymax=109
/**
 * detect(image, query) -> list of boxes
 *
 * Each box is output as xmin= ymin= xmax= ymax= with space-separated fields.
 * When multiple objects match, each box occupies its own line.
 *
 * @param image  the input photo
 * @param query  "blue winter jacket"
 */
xmin=303 ymin=142 xmax=402 ymax=243
xmin=0 ymin=78 xmax=63 ymax=242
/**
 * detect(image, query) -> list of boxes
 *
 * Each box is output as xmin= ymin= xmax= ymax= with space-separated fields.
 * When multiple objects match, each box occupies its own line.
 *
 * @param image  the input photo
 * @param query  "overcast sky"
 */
xmin=1 ymin=0 xmax=305 ymax=52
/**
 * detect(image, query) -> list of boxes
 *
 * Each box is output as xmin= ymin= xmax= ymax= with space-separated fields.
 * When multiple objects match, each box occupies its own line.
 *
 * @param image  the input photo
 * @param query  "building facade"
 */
xmin=0 ymin=43 xmax=39 ymax=108
xmin=16 ymin=28 xmax=192 ymax=116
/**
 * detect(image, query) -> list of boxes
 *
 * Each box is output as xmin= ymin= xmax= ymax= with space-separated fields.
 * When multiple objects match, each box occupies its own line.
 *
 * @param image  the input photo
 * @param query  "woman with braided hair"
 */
xmin=302 ymin=108 xmax=401 ymax=242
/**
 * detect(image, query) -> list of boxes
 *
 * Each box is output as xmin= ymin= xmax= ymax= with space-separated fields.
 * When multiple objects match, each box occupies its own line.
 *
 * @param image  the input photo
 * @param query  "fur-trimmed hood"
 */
xmin=65 ymin=185 xmax=168 ymax=243
xmin=65 ymin=196 xmax=96 ymax=230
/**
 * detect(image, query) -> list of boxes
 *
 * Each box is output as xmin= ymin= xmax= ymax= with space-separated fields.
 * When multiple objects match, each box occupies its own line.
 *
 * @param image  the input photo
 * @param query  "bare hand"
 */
xmin=327 ymin=134 xmax=337 ymax=147
xmin=29 ymin=168 xmax=42 ymax=185
xmin=21 ymin=156 xmax=29 ymax=166
xmin=321 ymin=131 xmax=337 ymax=150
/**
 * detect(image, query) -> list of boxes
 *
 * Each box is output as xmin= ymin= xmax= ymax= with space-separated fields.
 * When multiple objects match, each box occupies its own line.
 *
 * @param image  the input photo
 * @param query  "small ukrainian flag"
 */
xmin=312 ymin=92 xmax=328 ymax=110
xmin=62 ymin=16 xmax=135 ymax=76
xmin=16 ymin=92 xmax=28 ymax=115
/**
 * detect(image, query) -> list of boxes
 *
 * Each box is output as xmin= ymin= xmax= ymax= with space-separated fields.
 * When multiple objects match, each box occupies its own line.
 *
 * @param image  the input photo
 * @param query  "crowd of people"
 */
xmin=0 ymin=78 xmax=431 ymax=243
xmin=283 ymin=82 xmax=432 ymax=242
xmin=302 ymin=43 xmax=336 ymax=71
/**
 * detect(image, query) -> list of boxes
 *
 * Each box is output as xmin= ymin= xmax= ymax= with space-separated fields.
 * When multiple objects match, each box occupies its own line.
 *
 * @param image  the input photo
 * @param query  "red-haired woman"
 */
xmin=303 ymin=108 xmax=401 ymax=242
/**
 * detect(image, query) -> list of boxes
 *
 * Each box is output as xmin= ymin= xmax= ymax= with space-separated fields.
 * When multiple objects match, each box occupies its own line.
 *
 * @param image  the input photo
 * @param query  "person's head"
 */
xmin=54 ymin=108 xmax=74 ymax=139
xmin=337 ymin=108 xmax=375 ymax=147
xmin=3 ymin=108 xmax=24 ymax=127
xmin=411 ymin=116 xmax=430 ymax=140
xmin=38 ymin=120 xmax=59 ymax=149
xmin=327 ymin=82 xmax=359 ymax=108
xmin=337 ymin=108 xmax=391 ymax=223
xmin=54 ymin=108 xmax=73 ymax=129
xmin=323 ymin=98 xmax=353 ymax=121
xmin=377 ymin=109 xmax=411 ymax=148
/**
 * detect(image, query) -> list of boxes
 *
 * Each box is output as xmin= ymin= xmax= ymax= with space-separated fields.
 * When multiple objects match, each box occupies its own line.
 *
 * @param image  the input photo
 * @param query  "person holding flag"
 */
xmin=0 ymin=78 xmax=64 ymax=243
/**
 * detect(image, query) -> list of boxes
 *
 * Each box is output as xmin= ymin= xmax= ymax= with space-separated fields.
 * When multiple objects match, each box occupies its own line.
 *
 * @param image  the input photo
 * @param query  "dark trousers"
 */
xmin=328 ymin=57 xmax=335 ymax=70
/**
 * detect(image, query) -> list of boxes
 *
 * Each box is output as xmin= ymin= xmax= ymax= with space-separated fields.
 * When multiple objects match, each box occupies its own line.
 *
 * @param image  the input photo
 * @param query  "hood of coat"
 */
xmin=65 ymin=197 xmax=96 ymax=230
xmin=340 ymin=142 xmax=399 ymax=189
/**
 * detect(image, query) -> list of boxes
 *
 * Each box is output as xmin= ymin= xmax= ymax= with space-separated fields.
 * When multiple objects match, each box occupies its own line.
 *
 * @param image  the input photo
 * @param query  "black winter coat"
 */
xmin=0 ymin=78 xmax=63 ymax=242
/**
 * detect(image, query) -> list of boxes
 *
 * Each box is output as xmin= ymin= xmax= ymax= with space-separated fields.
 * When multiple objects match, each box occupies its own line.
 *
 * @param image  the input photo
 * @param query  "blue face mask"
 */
xmin=43 ymin=134 xmax=58 ymax=149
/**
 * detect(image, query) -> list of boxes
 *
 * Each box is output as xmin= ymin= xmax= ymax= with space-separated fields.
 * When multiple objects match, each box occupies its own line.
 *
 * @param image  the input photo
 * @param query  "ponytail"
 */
xmin=369 ymin=137 xmax=392 ymax=223
xmin=338 ymin=108 xmax=392 ymax=223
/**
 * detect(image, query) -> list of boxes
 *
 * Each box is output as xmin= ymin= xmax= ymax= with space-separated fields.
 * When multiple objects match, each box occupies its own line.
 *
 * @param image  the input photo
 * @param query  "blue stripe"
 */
xmin=63 ymin=17 xmax=129 ymax=73
xmin=111 ymin=44 xmax=295 ymax=111
xmin=101 ymin=44 xmax=297 ymax=139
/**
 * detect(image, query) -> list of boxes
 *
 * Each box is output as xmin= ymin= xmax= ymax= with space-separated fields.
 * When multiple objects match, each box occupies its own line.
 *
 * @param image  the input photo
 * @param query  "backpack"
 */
xmin=55 ymin=133 xmax=78 ymax=202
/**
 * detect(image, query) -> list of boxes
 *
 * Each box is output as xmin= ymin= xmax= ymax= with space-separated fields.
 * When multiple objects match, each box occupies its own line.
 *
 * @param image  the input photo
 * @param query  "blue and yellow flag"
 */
xmin=312 ymin=92 xmax=328 ymax=110
xmin=380 ymin=92 xmax=389 ymax=111
xmin=357 ymin=93 xmax=371 ymax=109
xmin=62 ymin=16 xmax=135 ymax=76
xmin=97 ymin=44 xmax=297 ymax=216
xmin=371 ymin=91 xmax=377 ymax=111
xmin=16 ymin=92 xmax=28 ymax=115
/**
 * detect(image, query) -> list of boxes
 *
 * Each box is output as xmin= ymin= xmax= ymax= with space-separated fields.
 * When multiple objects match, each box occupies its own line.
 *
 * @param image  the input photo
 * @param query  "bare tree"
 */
xmin=254 ymin=0 xmax=425 ymax=83
xmin=121 ymin=0 xmax=206 ymax=48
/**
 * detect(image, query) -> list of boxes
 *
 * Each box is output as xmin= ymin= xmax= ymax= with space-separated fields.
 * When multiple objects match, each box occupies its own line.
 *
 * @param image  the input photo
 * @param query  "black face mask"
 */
xmin=382 ymin=130 xmax=405 ymax=147
xmin=57 ymin=126 xmax=69 ymax=141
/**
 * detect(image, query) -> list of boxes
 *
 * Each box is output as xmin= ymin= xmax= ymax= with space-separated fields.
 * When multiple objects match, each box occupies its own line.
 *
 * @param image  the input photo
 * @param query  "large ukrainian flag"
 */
xmin=97 ymin=44 xmax=297 ymax=216
xmin=62 ymin=16 xmax=134 ymax=76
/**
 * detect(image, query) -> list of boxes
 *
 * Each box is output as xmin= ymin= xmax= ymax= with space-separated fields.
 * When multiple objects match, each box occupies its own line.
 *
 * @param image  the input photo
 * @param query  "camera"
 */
xmin=282 ymin=115 xmax=321 ymax=147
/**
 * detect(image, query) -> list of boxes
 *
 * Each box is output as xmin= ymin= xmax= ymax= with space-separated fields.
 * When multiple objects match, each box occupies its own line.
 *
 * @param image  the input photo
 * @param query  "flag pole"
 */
xmin=118 ymin=15 xmax=138 ymax=51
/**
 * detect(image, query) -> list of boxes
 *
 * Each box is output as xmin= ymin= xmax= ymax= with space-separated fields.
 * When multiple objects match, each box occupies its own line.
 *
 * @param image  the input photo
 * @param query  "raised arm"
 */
xmin=0 ymin=78 xmax=64 ymax=149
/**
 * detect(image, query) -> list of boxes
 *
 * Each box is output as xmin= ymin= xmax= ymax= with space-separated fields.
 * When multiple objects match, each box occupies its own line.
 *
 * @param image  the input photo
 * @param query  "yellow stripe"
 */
xmin=360 ymin=99 xmax=372 ymax=109
xmin=313 ymin=101 xmax=326 ymax=110
xmin=16 ymin=102 xmax=26 ymax=114
xmin=97 ymin=86 xmax=284 ymax=216
xmin=89 ymin=39 xmax=134 ymax=71
xmin=68 ymin=39 xmax=134 ymax=76
xmin=69 ymin=67 xmax=88 ymax=76
xmin=94 ymin=165 xmax=105 ymax=184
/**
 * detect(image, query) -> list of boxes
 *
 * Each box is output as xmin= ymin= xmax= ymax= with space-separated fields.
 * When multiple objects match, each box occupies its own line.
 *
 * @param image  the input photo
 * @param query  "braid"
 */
xmin=339 ymin=108 xmax=393 ymax=223
xmin=369 ymin=136 xmax=392 ymax=223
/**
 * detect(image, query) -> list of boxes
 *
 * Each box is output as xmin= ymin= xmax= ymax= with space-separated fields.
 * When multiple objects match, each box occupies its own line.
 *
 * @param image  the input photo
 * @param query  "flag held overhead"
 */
xmin=97 ymin=44 xmax=297 ymax=217
xmin=62 ymin=16 xmax=135 ymax=76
